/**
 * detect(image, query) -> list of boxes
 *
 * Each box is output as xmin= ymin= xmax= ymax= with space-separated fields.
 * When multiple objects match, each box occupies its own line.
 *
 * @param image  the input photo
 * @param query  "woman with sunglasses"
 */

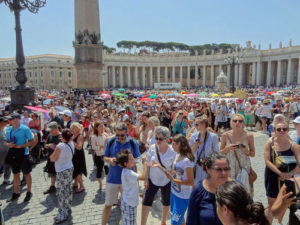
xmin=264 ymin=122 xmax=300 ymax=223
xmin=220 ymin=113 xmax=255 ymax=195
xmin=171 ymin=110 xmax=188 ymax=136
xmin=141 ymin=126 xmax=176 ymax=225
xmin=216 ymin=181 xmax=269 ymax=225
xmin=186 ymin=152 xmax=231 ymax=225
xmin=189 ymin=115 xmax=219 ymax=185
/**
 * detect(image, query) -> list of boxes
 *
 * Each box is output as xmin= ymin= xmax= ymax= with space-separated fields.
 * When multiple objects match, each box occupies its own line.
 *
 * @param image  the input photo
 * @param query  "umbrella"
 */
xmin=118 ymin=88 xmax=125 ymax=92
xmin=24 ymin=106 xmax=49 ymax=113
xmin=133 ymin=94 xmax=143 ymax=98
xmin=148 ymin=94 xmax=157 ymax=99
xmin=101 ymin=93 xmax=111 ymax=99
xmin=161 ymin=91 xmax=171 ymax=94
xmin=187 ymin=93 xmax=198 ymax=97
xmin=43 ymin=99 xmax=52 ymax=105
xmin=224 ymin=93 xmax=233 ymax=97
xmin=266 ymin=91 xmax=276 ymax=95
xmin=167 ymin=93 xmax=175 ymax=97
xmin=139 ymin=98 xmax=153 ymax=102
xmin=40 ymin=91 xmax=47 ymax=96
xmin=181 ymin=91 xmax=187 ymax=95
xmin=47 ymin=95 xmax=55 ymax=99
xmin=199 ymin=92 xmax=207 ymax=97
xmin=143 ymin=94 xmax=150 ymax=98
xmin=113 ymin=92 xmax=127 ymax=97
xmin=212 ymin=93 xmax=219 ymax=97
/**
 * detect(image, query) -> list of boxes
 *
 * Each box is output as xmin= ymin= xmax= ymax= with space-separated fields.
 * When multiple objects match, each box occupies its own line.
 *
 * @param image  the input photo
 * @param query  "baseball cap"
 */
xmin=9 ymin=112 xmax=21 ymax=120
xmin=47 ymin=121 xmax=59 ymax=131
xmin=0 ymin=116 xmax=8 ymax=122
xmin=293 ymin=116 xmax=300 ymax=124
xmin=118 ymin=108 xmax=125 ymax=114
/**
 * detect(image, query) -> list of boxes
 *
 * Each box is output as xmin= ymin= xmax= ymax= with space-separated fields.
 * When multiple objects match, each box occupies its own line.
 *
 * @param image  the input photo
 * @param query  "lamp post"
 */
xmin=1 ymin=0 xmax=46 ymax=109
xmin=224 ymin=53 xmax=243 ymax=93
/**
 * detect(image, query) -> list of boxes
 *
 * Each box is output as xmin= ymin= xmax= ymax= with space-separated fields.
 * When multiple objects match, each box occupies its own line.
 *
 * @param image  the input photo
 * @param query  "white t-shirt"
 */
xmin=55 ymin=142 xmax=74 ymax=173
xmin=20 ymin=117 xmax=32 ymax=127
xmin=171 ymin=154 xmax=194 ymax=199
xmin=146 ymin=130 xmax=156 ymax=146
xmin=259 ymin=105 xmax=272 ymax=118
xmin=91 ymin=134 xmax=106 ymax=156
xmin=146 ymin=144 xmax=177 ymax=186
xmin=121 ymin=168 xmax=139 ymax=207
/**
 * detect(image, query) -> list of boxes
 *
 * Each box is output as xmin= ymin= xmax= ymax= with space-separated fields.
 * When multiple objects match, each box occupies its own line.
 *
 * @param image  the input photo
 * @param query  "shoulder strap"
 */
xmin=155 ymin=144 xmax=166 ymax=169
xmin=66 ymin=143 xmax=74 ymax=156
xmin=108 ymin=136 xmax=116 ymax=150
xmin=129 ymin=138 xmax=135 ymax=151
xmin=227 ymin=132 xmax=242 ymax=170
xmin=196 ymin=131 xmax=209 ymax=162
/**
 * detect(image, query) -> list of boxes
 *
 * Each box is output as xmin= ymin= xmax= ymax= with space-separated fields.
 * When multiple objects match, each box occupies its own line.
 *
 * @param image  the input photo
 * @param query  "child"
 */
xmin=117 ymin=150 xmax=145 ymax=225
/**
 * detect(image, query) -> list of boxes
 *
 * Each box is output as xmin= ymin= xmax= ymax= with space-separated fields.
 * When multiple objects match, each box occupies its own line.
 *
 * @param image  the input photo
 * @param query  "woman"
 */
xmin=29 ymin=113 xmax=40 ymax=131
xmin=125 ymin=118 xmax=137 ymax=139
xmin=216 ymin=181 xmax=269 ymax=225
xmin=50 ymin=129 xmax=74 ymax=224
xmin=171 ymin=110 xmax=188 ymax=136
xmin=186 ymin=152 xmax=231 ymax=225
xmin=259 ymin=99 xmax=272 ymax=133
xmin=189 ymin=115 xmax=219 ymax=184
xmin=141 ymin=126 xmax=177 ymax=225
xmin=137 ymin=111 xmax=151 ymax=154
xmin=156 ymin=134 xmax=194 ymax=225
xmin=91 ymin=122 xmax=109 ymax=190
xmin=70 ymin=122 xmax=87 ymax=193
xmin=220 ymin=113 xmax=255 ymax=195
xmin=289 ymin=116 xmax=300 ymax=144
xmin=264 ymin=122 xmax=300 ymax=223
xmin=145 ymin=116 xmax=160 ymax=150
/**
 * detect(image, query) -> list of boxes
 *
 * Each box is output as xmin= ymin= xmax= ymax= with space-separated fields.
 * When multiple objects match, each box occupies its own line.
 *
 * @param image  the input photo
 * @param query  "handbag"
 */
xmin=271 ymin=138 xmax=297 ymax=173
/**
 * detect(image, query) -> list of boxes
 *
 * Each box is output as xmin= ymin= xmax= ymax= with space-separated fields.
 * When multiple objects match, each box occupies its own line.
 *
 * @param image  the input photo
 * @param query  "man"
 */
xmin=43 ymin=122 xmax=61 ymax=194
xmin=61 ymin=110 xmax=73 ymax=128
xmin=0 ymin=116 xmax=11 ymax=185
xmin=48 ymin=109 xmax=64 ymax=128
xmin=4 ymin=113 xmax=35 ymax=202
xmin=211 ymin=99 xmax=219 ymax=131
xmin=101 ymin=123 xmax=140 ymax=225
xmin=118 ymin=108 xmax=129 ymax=122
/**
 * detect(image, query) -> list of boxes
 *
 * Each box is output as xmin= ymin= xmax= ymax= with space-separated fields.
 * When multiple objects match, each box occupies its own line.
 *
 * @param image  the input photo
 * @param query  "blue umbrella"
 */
xmin=167 ymin=93 xmax=175 ymax=97
xmin=118 ymin=88 xmax=125 ymax=92
xmin=43 ymin=99 xmax=52 ymax=105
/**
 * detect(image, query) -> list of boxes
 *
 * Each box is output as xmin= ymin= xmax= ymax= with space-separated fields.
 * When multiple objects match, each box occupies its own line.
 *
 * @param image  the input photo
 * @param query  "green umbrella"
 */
xmin=200 ymin=92 xmax=207 ymax=97
xmin=113 ymin=92 xmax=127 ymax=97
xmin=148 ymin=94 xmax=157 ymax=99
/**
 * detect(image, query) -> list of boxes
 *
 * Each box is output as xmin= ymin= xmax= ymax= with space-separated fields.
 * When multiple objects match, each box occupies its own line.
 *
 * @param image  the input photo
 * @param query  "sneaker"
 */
xmin=2 ymin=180 xmax=12 ymax=185
xmin=24 ymin=192 xmax=32 ymax=202
xmin=44 ymin=186 xmax=56 ymax=195
xmin=6 ymin=193 xmax=20 ymax=202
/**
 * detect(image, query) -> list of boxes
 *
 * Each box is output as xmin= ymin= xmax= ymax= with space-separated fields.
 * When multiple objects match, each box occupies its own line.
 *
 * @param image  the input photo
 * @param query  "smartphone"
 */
xmin=196 ymin=139 xmax=201 ymax=142
xmin=285 ymin=179 xmax=296 ymax=197
xmin=239 ymin=144 xmax=246 ymax=148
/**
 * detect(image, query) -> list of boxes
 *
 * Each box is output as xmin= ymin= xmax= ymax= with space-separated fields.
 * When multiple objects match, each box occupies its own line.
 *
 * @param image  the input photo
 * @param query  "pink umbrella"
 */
xmin=187 ymin=93 xmax=198 ymax=97
xmin=101 ymin=93 xmax=111 ymax=99
xmin=24 ymin=106 xmax=49 ymax=113
xmin=139 ymin=98 xmax=153 ymax=102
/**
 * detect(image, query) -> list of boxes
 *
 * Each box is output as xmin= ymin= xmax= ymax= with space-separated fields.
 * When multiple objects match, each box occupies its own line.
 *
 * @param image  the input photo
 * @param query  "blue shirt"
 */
xmin=5 ymin=124 xmax=34 ymax=155
xmin=186 ymin=180 xmax=222 ymax=225
xmin=104 ymin=136 xmax=140 ymax=184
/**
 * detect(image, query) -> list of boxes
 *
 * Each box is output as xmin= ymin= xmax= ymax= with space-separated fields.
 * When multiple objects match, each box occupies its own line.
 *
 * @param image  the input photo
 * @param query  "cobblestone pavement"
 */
xmin=0 ymin=130 xmax=289 ymax=224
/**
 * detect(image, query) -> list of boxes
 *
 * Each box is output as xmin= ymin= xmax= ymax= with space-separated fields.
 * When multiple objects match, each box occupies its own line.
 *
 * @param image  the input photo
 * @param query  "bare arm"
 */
xmin=73 ymin=135 xmax=84 ymax=150
xmin=289 ymin=142 xmax=300 ymax=176
xmin=50 ymin=146 xmax=61 ymax=162
xmin=247 ymin=133 xmax=255 ymax=157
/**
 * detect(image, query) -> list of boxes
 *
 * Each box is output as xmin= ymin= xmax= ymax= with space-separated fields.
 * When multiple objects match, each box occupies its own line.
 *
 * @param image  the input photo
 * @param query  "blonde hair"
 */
xmin=230 ymin=114 xmax=245 ymax=129
xmin=149 ymin=116 xmax=160 ymax=127
xmin=70 ymin=122 xmax=84 ymax=133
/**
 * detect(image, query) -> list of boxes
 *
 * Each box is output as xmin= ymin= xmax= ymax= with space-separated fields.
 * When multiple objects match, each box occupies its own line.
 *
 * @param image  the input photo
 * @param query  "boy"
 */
xmin=117 ymin=150 xmax=145 ymax=225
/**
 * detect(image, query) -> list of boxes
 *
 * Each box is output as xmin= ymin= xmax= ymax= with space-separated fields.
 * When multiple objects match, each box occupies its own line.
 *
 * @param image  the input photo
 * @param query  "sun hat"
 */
xmin=293 ymin=116 xmax=300 ymax=124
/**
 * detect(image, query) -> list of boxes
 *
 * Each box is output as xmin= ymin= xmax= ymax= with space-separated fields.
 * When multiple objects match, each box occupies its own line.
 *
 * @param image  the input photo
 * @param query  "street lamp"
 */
xmin=1 ymin=0 xmax=46 ymax=109
xmin=224 ymin=53 xmax=243 ymax=93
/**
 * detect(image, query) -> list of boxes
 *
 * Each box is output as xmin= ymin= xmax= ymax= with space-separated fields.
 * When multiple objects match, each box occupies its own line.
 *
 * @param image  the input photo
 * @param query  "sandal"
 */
xmin=75 ymin=188 xmax=85 ymax=193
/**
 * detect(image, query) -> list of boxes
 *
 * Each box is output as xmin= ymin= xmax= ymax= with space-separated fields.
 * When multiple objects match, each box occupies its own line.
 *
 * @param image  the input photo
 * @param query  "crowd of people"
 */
xmin=0 ymin=87 xmax=300 ymax=224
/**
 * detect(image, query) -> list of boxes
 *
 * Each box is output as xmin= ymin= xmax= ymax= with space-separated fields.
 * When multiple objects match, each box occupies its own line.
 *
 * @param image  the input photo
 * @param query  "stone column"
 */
xmin=298 ymin=59 xmax=300 ymax=85
xmin=195 ymin=65 xmax=198 ymax=87
xmin=187 ymin=66 xmax=191 ymax=88
xmin=234 ymin=64 xmax=238 ymax=86
xmin=226 ymin=64 xmax=230 ymax=86
xmin=203 ymin=65 xmax=206 ymax=87
xmin=112 ymin=66 xmax=116 ymax=88
xmin=252 ymin=62 xmax=256 ymax=86
xmin=238 ymin=64 xmax=244 ymax=86
xmin=142 ymin=66 xmax=145 ymax=88
xmin=149 ymin=66 xmax=153 ymax=88
xmin=120 ymin=66 xmax=123 ymax=88
xmin=134 ymin=66 xmax=138 ymax=87
xmin=127 ymin=66 xmax=131 ymax=88
xmin=287 ymin=58 xmax=292 ymax=85
xmin=164 ymin=66 xmax=168 ymax=83
xmin=157 ymin=67 xmax=160 ymax=83
xmin=210 ymin=65 xmax=214 ymax=86
xmin=256 ymin=62 xmax=262 ymax=85
xmin=103 ymin=65 xmax=108 ymax=88
xmin=276 ymin=60 xmax=281 ymax=86
xmin=267 ymin=61 xmax=272 ymax=86
xmin=172 ymin=66 xmax=175 ymax=83
xmin=180 ymin=66 xmax=183 ymax=84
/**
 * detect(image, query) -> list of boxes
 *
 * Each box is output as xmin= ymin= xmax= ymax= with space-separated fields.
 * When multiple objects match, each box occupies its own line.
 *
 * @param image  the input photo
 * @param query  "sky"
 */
xmin=0 ymin=0 xmax=299 ymax=58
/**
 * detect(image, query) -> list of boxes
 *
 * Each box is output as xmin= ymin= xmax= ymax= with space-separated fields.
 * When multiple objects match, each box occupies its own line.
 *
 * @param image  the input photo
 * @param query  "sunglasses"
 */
xmin=211 ymin=167 xmax=231 ymax=172
xmin=155 ymin=137 xmax=165 ymax=141
xmin=179 ymin=113 xmax=183 ymax=115
xmin=116 ymin=134 xmax=126 ymax=137
xmin=232 ymin=119 xmax=243 ymax=123
xmin=276 ymin=127 xmax=288 ymax=132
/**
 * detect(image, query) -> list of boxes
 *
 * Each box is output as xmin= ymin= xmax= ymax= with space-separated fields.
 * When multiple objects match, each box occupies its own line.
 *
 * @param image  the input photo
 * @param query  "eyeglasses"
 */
xmin=276 ymin=127 xmax=288 ymax=132
xmin=232 ymin=120 xmax=243 ymax=123
xmin=211 ymin=167 xmax=231 ymax=172
xmin=116 ymin=134 xmax=126 ymax=137
xmin=155 ymin=137 xmax=165 ymax=141
xmin=179 ymin=113 xmax=183 ymax=115
xmin=195 ymin=123 xmax=200 ymax=126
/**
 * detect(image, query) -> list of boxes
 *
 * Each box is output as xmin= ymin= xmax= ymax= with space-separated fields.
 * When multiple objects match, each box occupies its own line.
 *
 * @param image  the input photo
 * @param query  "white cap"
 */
xmin=293 ymin=116 xmax=300 ymax=124
xmin=61 ymin=110 xmax=72 ymax=117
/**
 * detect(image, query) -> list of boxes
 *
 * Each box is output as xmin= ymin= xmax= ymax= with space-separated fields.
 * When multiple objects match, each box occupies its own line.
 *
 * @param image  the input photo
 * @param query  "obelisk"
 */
xmin=74 ymin=0 xmax=103 ymax=89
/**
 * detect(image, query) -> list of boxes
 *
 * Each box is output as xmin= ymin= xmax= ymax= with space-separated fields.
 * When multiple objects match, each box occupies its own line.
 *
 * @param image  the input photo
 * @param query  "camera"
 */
xmin=196 ymin=158 xmax=204 ymax=167
xmin=284 ymin=179 xmax=300 ymax=201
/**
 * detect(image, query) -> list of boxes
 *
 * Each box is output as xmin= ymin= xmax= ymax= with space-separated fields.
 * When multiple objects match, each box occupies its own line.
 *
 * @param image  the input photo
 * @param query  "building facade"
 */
xmin=0 ymin=54 xmax=77 ymax=90
xmin=103 ymin=41 xmax=300 ymax=88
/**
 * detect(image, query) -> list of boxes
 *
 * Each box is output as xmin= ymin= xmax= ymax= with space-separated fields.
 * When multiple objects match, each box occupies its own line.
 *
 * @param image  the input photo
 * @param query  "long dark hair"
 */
xmin=173 ymin=134 xmax=195 ymax=162
xmin=216 ymin=181 xmax=270 ymax=225
xmin=61 ymin=129 xmax=72 ymax=142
